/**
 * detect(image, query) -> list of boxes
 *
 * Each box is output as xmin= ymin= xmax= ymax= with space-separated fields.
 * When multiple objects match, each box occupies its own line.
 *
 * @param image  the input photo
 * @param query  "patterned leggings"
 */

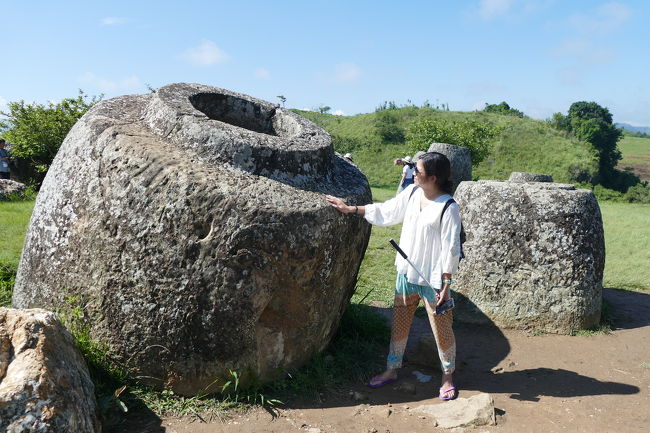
xmin=387 ymin=274 xmax=456 ymax=374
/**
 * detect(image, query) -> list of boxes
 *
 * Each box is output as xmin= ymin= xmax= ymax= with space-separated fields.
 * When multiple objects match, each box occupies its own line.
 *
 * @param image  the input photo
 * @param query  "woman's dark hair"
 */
xmin=419 ymin=152 xmax=453 ymax=193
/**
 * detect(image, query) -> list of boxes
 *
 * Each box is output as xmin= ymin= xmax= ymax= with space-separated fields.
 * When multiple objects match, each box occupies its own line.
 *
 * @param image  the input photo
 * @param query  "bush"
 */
xmin=623 ymin=182 xmax=650 ymax=203
xmin=591 ymin=182 xmax=650 ymax=204
xmin=483 ymin=101 xmax=525 ymax=118
xmin=0 ymin=91 xmax=101 ymax=186
xmin=374 ymin=110 xmax=405 ymax=143
xmin=406 ymin=118 xmax=503 ymax=166
xmin=331 ymin=134 xmax=367 ymax=155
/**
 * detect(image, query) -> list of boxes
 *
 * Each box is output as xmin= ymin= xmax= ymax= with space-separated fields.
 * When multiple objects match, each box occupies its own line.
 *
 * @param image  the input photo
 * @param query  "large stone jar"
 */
xmin=426 ymin=142 xmax=472 ymax=194
xmin=13 ymin=83 xmax=371 ymax=395
xmin=453 ymin=180 xmax=604 ymax=332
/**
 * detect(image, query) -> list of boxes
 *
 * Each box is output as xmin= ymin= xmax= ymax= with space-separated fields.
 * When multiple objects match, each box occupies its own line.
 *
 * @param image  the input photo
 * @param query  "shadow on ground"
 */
xmin=281 ymin=288 xmax=643 ymax=410
xmin=467 ymin=367 xmax=640 ymax=402
xmin=107 ymin=403 xmax=163 ymax=433
xmin=603 ymin=287 xmax=650 ymax=329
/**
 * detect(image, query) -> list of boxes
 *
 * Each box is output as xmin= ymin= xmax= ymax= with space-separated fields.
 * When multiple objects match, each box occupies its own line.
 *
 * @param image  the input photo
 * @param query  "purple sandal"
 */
xmin=368 ymin=375 xmax=398 ymax=389
xmin=439 ymin=384 xmax=458 ymax=401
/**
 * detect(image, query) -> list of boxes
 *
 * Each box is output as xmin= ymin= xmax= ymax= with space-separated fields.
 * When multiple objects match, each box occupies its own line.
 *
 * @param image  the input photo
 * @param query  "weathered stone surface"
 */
xmin=0 ymin=308 xmax=99 ymax=432
xmin=426 ymin=143 xmax=472 ymax=193
xmin=509 ymin=172 xmax=554 ymax=183
xmin=0 ymin=179 xmax=26 ymax=200
xmin=453 ymin=180 xmax=604 ymax=331
xmin=414 ymin=393 xmax=496 ymax=428
xmin=13 ymin=83 xmax=371 ymax=395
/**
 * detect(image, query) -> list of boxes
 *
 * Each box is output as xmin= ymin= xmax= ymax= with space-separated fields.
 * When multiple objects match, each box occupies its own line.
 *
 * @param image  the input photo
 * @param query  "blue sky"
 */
xmin=2 ymin=0 xmax=649 ymax=125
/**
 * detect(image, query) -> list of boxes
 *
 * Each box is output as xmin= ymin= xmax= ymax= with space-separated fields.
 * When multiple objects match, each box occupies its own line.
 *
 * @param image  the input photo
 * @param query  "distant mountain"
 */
xmin=616 ymin=123 xmax=650 ymax=134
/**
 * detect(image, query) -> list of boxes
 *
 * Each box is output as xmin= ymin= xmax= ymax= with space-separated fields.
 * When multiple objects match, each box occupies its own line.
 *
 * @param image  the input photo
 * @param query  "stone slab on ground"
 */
xmin=414 ymin=392 xmax=496 ymax=428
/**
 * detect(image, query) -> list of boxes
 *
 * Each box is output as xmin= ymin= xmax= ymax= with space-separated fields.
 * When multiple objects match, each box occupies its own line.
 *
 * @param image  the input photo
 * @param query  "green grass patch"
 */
xmin=600 ymin=201 xmax=650 ymax=290
xmin=351 ymin=187 xmax=402 ymax=305
xmin=0 ymin=199 xmax=34 ymax=267
xmin=0 ymin=199 xmax=34 ymax=307
xmin=619 ymin=135 xmax=650 ymax=160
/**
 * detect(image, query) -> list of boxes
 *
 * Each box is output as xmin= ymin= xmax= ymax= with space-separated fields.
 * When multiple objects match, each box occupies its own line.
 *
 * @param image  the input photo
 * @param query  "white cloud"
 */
xmin=101 ymin=17 xmax=127 ymax=26
xmin=181 ymin=40 xmax=229 ymax=67
xmin=332 ymin=109 xmax=345 ymax=116
xmin=552 ymin=38 xmax=616 ymax=66
xmin=79 ymin=73 xmax=144 ymax=94
xmin=0 ymin=96 xmax=7 ymax=113
xmin=474 ymin=0 xmax=555 ymax=21
xmin=334 ymin=62 xmax=362 ymax=83
xmin=478 ymin=0 xmax=515 ymax=20
xmin=254 ymin=68 xmax=270 ymax=80
xmin=568 ymin=2 xmax=632 ymax=33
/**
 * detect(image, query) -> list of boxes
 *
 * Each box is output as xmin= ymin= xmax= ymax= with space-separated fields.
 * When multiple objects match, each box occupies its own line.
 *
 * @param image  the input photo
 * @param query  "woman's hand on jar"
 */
xmin=325 ymin=195 xmax=352 ymax=214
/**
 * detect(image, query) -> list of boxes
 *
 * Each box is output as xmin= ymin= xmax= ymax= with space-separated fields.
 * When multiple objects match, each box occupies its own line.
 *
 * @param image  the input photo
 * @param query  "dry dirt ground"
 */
xmin=123 ymin=288 xmax=650 ymax=433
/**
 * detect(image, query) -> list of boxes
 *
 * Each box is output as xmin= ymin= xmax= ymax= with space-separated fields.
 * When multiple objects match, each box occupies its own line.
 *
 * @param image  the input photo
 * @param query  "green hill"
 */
xmin=295 ymin=107 xmax=599 ymax=189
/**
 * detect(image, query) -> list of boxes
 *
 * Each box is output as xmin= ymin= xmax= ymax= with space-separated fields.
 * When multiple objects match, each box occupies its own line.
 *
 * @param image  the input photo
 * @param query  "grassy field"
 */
xmin=600 ymin=201 xmax=650 ymax=290
xmin=617 ymin=135 xmax=650 ymax=181
xmin=0 ymin=200 xmax=34 ymax=306
xmin=0 ymin=200 xmax=34 ymax=267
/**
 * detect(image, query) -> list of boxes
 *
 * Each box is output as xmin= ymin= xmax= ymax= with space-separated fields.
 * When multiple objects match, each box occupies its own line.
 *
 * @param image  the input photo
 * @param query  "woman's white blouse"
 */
xmin=364 ymin=184 xmax=462 ymax=288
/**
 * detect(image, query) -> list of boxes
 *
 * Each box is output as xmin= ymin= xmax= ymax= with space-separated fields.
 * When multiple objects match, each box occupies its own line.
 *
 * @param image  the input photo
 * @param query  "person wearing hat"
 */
xmin=0 ymin=139 xmax=11 ymax=180
xmin=397 ymin=155 xmax=415 ymax=194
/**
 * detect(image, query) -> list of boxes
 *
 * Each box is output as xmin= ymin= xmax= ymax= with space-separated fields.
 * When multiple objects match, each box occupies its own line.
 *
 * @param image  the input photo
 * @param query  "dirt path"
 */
xmin=124 ymin=288 xmax=650 ymax=432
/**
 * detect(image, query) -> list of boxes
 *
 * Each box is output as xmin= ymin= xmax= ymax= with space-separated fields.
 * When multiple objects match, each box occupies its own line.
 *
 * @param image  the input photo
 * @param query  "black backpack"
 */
xmin=409 ymin=186 xmax=466 ymax=259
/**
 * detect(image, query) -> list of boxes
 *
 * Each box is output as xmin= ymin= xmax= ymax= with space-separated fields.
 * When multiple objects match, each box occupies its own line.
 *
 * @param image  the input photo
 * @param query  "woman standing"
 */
xmin=326 ymin=152 xmax=462 ymax=401
xmin=396 ymin=156 xmax=415 ymax=194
